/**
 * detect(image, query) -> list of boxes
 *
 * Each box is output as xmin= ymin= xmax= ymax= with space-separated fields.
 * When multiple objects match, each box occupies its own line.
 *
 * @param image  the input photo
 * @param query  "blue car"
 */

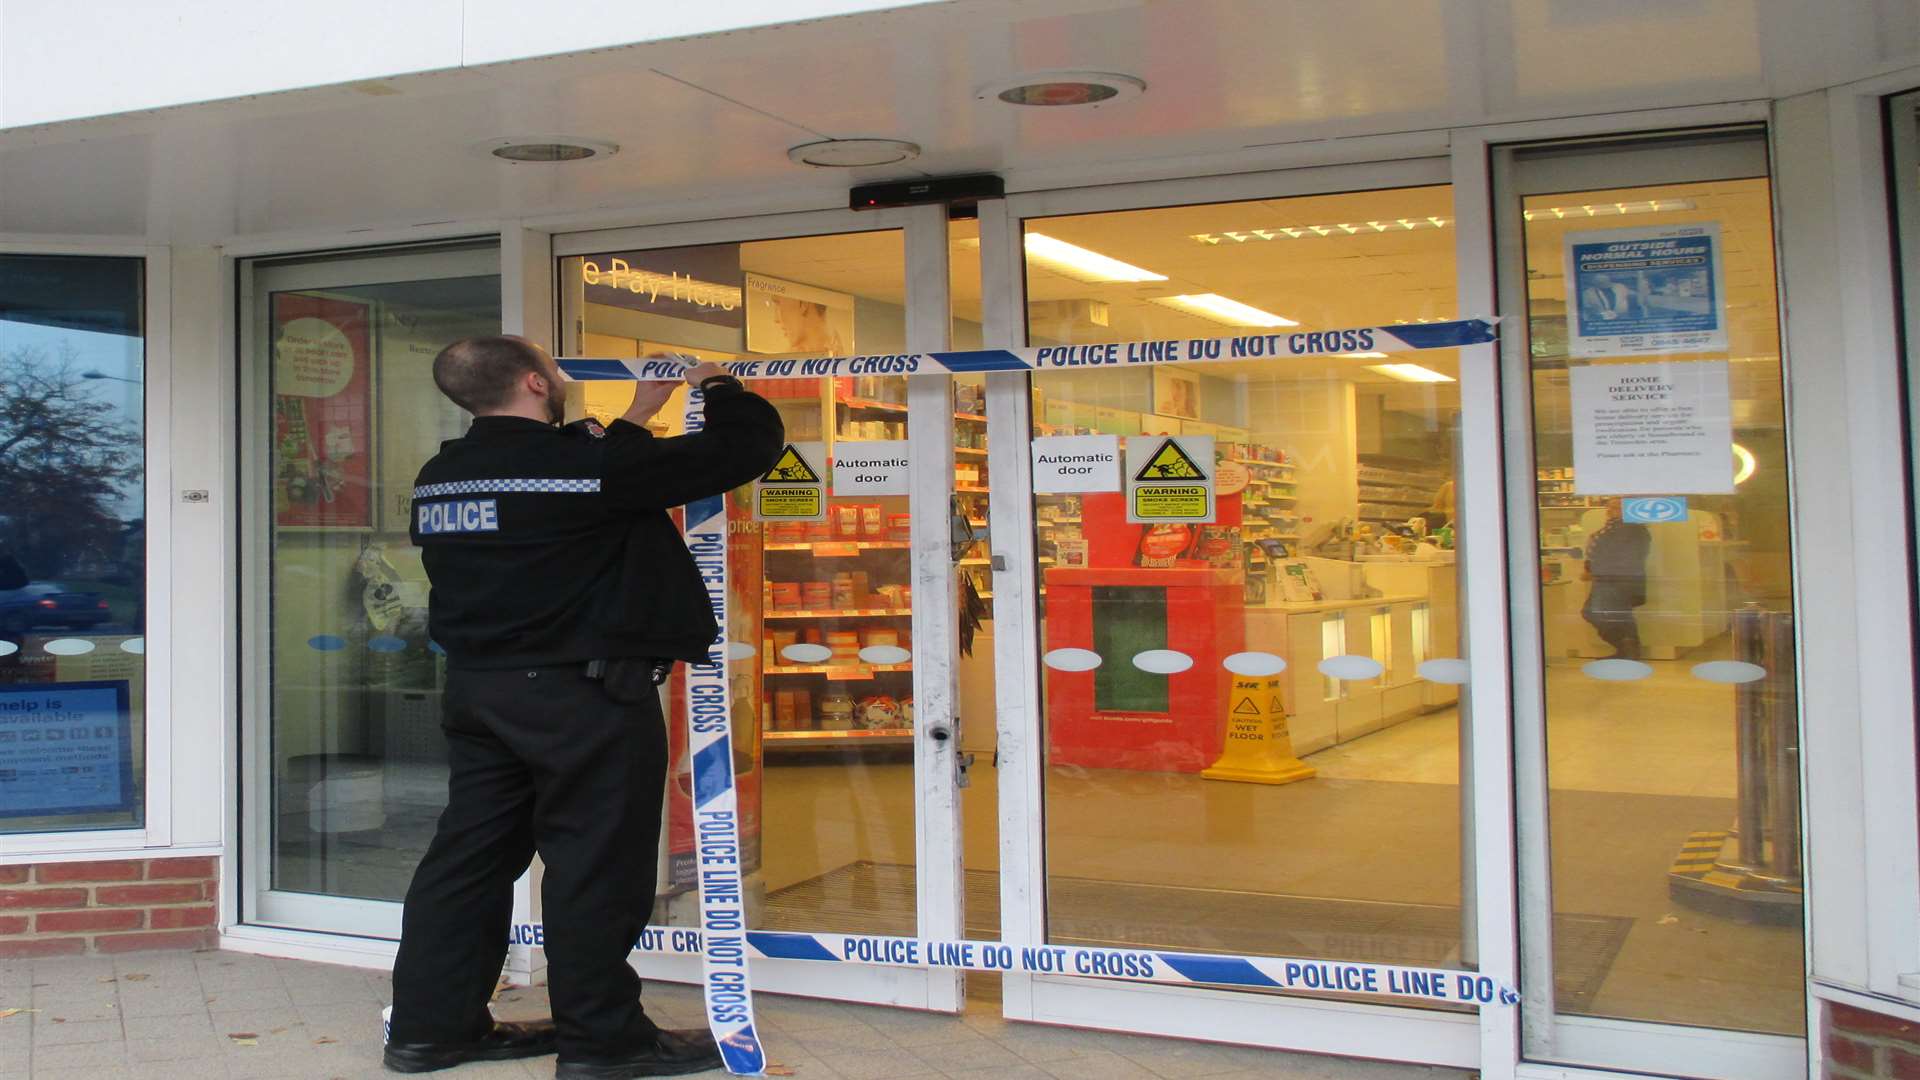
xmin=0 ymin=582 xmax=112 ymax=636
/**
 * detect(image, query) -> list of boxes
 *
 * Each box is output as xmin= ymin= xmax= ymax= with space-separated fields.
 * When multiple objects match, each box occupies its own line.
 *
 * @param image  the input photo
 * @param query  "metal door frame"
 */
xmin=550 ymin=205 xmax=968 ymax=1012
xmin=980 ymin=157 xmax=1492 ymax=1070
xmin=1489 ymin=126 xmax=1806 ymax=1080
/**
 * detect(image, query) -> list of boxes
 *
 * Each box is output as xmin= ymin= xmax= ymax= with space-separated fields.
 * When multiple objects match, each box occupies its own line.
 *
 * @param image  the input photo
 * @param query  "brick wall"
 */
xmin=1827 ymin=1002 xmax=1920 ymax=1079
xmin=0 ymin=857 xmax=218 ymax=957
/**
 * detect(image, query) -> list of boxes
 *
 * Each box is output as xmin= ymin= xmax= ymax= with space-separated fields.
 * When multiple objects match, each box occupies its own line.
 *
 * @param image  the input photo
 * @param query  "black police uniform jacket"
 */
xmin=408 ymin=382 xmax=784 ymax=670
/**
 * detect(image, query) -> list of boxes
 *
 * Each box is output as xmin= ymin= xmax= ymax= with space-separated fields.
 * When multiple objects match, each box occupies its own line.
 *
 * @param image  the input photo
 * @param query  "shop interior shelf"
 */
xmin=765 ymin=608 xmax=913 ymax=619
xmin=765 ymin=540 xmax=911 ymax=553
xmin=955 ymin=447 xmax=988 ymax=457
xmin=955 ymin=412 xmax=987 ymax=422
xmin=764 ymin=663 xmax=913 ymax=679
xmin=956 ymin=484 xmax=990 ymax=493
xmin=764 ymin=728 xmax=913 ymax=743
xmin=838 ymin=397 xmax=907 ymax=413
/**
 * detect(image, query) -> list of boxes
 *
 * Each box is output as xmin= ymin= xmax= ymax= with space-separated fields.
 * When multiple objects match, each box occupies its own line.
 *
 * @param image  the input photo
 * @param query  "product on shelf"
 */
xmin=856 ymin=695 xmax=901 ymax=730
xmin=820 ymin=689 xmax=855 ymax=731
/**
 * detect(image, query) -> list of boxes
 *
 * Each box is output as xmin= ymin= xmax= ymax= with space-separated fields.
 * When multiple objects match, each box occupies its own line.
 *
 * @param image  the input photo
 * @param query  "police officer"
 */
xmin=383 ymin=336 xmax=783 ymax=1078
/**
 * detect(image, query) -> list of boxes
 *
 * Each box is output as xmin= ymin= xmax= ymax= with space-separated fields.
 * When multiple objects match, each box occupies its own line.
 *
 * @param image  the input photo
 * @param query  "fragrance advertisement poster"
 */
xmin=1564 ymin=222 xmax=1727 ymax=358
xmin=272 ymin=293 xmax=374 ymax=529
xmin=745 ymin=273 xmax=854 ymax=356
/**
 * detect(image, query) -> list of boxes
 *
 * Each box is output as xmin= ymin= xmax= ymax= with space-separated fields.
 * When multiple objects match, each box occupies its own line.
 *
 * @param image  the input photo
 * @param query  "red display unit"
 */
xmin=1043 ymin=566 xmax=1244 ymax=773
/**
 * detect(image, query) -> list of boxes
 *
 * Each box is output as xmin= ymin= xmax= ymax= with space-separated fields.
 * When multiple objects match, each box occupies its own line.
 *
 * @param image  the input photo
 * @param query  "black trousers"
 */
xmin=389 ymin=663 xmax=668 ymax=1060
xmin=1582 ymin=582 xmax=1644 ymax=660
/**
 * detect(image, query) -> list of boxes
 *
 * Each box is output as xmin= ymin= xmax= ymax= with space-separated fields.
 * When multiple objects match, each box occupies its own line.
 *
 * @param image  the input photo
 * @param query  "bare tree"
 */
xmin=0 ymin=346 xmax=143 ymax=580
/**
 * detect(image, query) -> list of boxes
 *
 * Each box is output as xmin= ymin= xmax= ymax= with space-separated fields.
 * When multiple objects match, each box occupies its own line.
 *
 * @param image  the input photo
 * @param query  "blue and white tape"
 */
xmin=503 ymin=922 xmax=1518 ymax=1010
xmin=557 ymin=320 xmax=1497 ymax=383
xmin=679 ymin=383 xmax=767 ymax=1076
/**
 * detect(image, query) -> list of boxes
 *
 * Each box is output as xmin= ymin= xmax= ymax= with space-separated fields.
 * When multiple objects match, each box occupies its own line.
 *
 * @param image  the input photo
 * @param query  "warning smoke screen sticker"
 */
xmin=1127 ymin=435 xmax=1215 ymax=523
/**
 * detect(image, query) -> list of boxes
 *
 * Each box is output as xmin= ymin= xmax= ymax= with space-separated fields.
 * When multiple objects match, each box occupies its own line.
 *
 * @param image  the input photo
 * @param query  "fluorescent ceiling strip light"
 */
xmin=1191 ymin=217 xmax=1450 ymax=244
xmin=1024 ymin=233 xmax=1166 ymax=282
xmin=1151 ymin=293 xmax=1298 ymax=327
xmin=1337 ymin=351 xmax=1389 ymax=359
xmin=1367 ymin=363 xmax=1454 ymax=383
xmin=1522 ymin=197 xmax=1697 ymax=222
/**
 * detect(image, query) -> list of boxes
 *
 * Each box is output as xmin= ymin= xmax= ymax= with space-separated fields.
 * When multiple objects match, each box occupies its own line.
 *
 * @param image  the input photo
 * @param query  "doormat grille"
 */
xmin=765 ymin=861 xmax=1632 ymax=1011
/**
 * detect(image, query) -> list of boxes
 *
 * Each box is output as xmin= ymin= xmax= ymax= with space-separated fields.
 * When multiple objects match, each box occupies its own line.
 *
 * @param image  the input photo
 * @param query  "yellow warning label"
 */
xmin=1232 ymin=696 xmax=1261 ymax=716
xmin=763 ymin=444 xmax=821 ymax=484
xmin=1134 ymin=438 xmax=1208 ymax=481
xmin=1132 ymin=485 xmax=1209 ymax=519
xmin=757 ymin=486 xmax=822 ymax=519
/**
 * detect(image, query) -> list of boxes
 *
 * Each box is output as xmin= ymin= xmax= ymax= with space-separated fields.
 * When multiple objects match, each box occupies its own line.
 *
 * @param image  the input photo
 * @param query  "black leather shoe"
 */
xmin=555 ymin=1028 xmax=725 ymax=1078
xmin=383 ymin=1019 xmax=559 ymax=1073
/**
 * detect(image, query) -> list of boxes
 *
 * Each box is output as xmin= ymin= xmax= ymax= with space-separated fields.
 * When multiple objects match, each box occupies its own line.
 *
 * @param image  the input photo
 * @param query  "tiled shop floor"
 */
xmin=0 ymin=949 xmax=1471 ymax=1080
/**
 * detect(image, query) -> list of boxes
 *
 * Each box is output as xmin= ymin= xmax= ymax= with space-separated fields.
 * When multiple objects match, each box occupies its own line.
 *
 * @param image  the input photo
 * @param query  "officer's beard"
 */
xmin=543 ymin=377 xmax=566 ymax=425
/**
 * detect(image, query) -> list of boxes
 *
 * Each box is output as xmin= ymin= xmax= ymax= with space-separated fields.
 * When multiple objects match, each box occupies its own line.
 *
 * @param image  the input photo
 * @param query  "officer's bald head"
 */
xmin=432 ymin=336 xmax=555 ymax=416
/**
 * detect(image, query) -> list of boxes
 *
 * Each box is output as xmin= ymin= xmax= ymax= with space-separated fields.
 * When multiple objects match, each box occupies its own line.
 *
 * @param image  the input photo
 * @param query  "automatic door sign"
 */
xmin=1126 ymin=435 xmax=1215 ymax=523
xmin=754 ymin=442 xmax=826 ymax=520
xmin=831 ymin=441 xmax=910 ymax=496
xmin=1623 ymin=496 xmax=1688 ymax=524
xmin=1032 ymin=435 xmax=1122 ymax=494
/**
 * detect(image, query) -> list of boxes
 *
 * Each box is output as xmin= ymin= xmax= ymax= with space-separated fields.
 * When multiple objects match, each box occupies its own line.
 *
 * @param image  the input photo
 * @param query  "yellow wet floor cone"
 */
xmin=1203 ymin=675 xmax=1316 ymax=785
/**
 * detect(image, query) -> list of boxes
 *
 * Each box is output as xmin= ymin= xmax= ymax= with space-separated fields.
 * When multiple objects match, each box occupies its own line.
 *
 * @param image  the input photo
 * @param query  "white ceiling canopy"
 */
xmin=0 ymin=0 xmax=1913 ymax=243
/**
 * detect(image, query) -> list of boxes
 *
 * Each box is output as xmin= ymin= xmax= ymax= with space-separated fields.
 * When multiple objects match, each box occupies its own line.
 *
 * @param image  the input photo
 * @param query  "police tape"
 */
xmin=503 ymin=922 xmax=1519 ymax=1010
xmin=556 ymin=319 xmax=1496 ymax=383
xmin=678 ymin=382 xmax=766 ymax=1076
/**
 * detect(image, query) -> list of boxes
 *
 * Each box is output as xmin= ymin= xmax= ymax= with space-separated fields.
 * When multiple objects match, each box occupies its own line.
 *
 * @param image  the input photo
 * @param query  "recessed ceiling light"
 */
xmin=1024 ymin=233 xmax=1166 ymax=283
xmin=1151 ymin=294 xmax=1297 ymax=328
xmin=477 ymin=136 xmax=619 ymax=163
xmin=787 ymin=139 xmax=922 ymax=168
xmin=1367 ymin=363 xmax=1455 ymax=383
xmin=978 ymin=71 xmax=1146 ymax=108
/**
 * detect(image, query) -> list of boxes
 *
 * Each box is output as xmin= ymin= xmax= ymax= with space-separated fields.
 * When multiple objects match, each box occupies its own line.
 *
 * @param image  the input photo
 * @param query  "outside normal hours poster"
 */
xmin=1565 ymin=222 xmax=1727 ymax=358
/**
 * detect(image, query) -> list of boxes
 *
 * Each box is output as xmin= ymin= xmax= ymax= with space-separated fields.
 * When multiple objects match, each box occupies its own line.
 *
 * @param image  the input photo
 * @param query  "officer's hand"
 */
xmin=683 ymin=361 xmax=732 ymax=387
xmin=621 ymin=380 xmax=677 ymax=426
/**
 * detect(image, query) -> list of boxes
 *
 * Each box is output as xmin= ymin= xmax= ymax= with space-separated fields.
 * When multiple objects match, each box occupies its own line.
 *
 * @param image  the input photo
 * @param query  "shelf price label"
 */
xmin=1126 ymin=435 xmax=1215 ymax=523
xmin=755 ymin=442 xmax=827 ymax=521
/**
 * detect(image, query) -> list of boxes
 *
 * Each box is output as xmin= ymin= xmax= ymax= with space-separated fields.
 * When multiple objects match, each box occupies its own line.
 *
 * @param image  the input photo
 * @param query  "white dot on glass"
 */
xmin=1223 ymin=651 xmax=1287 ymax=677
xmin=780 ymin=643 xmax=834 ymax=665
xmin=859 ymin=645 xmax=912 ymax=665
xmin=1043 ymin=648 xmax=1103 ymax=672
xmin=1318 ymin=655 xmax=1385 ymax=680
xmin=725 ymin=641 xmax=757 ymax=661
xmin=43 ymin=638 xmax=97 ymax=657
xmin=1133 ymin=649 xmax=1194 ymax=675
xmin=1418 ymin=658 xmax=1470 ymax=685
xmin=1691 ymin=660 xmax=1766 ymax=684
xmin=1582 ymin=658 xmax=1653 ymax=682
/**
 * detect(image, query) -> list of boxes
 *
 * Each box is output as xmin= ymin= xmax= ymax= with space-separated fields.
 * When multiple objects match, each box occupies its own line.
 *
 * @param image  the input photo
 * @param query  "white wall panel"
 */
xmin=458 ymin=0 xmax=939 ymax=66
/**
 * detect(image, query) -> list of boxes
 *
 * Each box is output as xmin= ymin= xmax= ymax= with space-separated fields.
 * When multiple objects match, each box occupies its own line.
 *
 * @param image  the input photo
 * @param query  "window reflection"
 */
xmin=0 ymin=255 xmax=147 ymax=834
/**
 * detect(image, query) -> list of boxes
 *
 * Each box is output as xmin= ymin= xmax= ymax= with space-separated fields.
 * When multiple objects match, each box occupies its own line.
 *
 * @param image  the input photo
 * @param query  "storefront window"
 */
xmin=1023 ymin=186 xmax=1471 ymax=1001
xmin=1517 ymin=166 xmax=1803 ymax=1035
xmin=0 ymin=255 xmax=147 ymax=834
xmin=253 ymin=245 xmax=501 ymax=904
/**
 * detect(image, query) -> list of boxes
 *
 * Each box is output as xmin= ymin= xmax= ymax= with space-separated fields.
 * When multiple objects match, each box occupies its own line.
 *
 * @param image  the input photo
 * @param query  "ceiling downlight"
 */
xmin=478 ymin=136 xmax=618 ymax=163
xmin=787 ymin=139 xmax=922 ymax=168
xmin=978 ymin=71 xmax=1145 ymax=109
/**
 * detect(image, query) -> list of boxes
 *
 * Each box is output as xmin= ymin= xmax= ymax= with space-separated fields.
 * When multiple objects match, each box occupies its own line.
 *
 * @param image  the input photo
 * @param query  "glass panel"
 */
xmin=948 ymin=214 xmax=1003 ymax=946
xmin=262 ymin=250 xmax=501 ymax=899
xmin=559 ymin=230 xmax=916 ymax=935
xmin=0 ymin=255 xmax=146 ymax=834
xmin=1519 ymin=171 xmax=1804 ymax=1036
xmin=1890 ymin=91 xmax=1920 ymax=888
xmin=1026 ymin=186 xmax=1471 ymax=1003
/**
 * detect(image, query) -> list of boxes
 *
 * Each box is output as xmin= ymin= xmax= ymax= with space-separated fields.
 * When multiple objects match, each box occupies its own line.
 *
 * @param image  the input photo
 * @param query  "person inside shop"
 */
xmin=1582 ymin=496 xmax=1652 ymax=660
xmin=383 ymin=336 xmax=783 ymax=1079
